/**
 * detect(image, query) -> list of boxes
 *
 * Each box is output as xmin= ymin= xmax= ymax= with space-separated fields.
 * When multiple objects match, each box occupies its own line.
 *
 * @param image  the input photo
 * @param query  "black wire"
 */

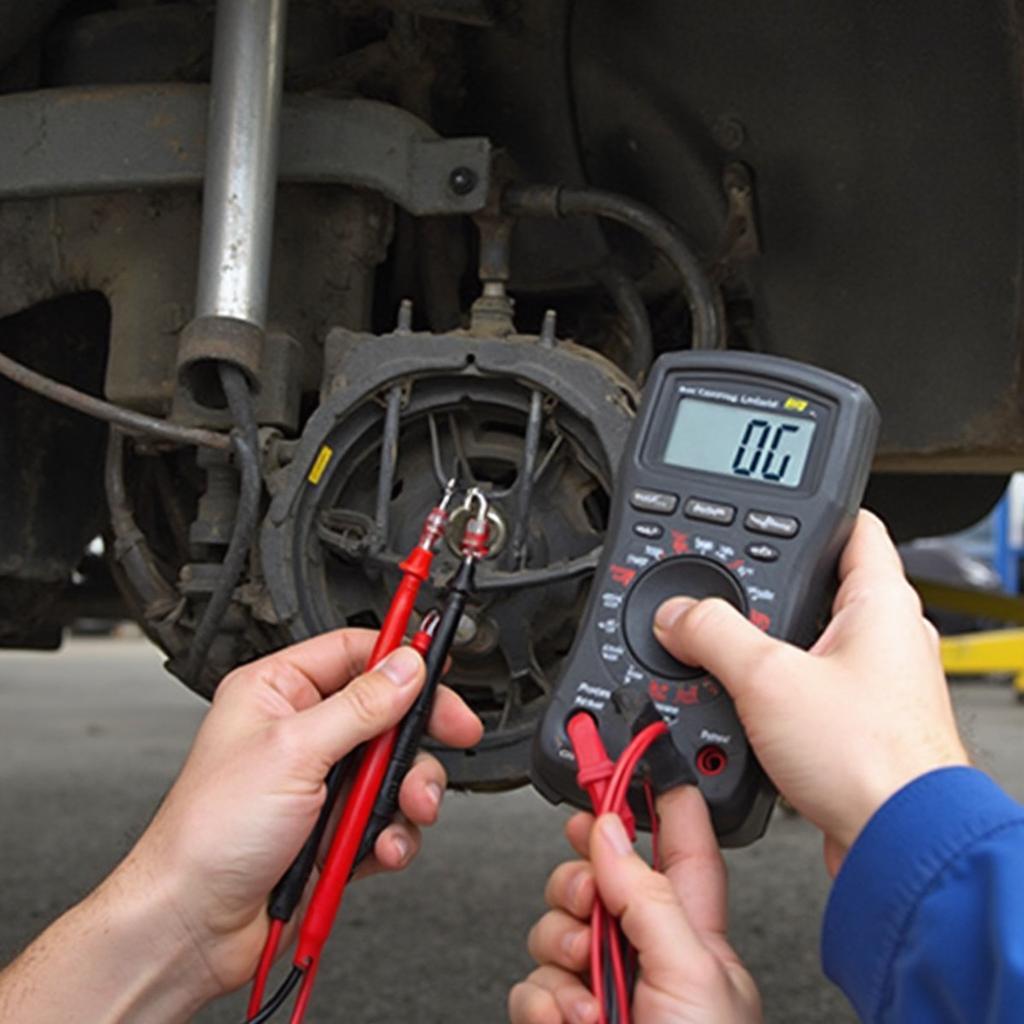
xmin=603 ymin=937 xmax=619 ymax=1024
xmin=0 ymin=348 xmax=231 ymax=450
xmin=503 ymin=184 xmax=725 ymax=352
xmin=240 ymin=966 xmax=303 ymax=1024
xmin=592 ymin=263 xmax=654 ymax=380
xmin=268 ymin=753 xmax=355 ymax=921
xmin=351 ymin=557 xmax=476 ymax=867
xmin=187 ymin=363 xmax=263 ymax=685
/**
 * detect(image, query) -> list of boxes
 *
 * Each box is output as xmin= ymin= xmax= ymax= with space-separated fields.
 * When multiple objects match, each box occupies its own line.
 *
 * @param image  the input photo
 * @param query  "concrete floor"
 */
xmin=1 ymin=638 xmax=1022 ymax=1023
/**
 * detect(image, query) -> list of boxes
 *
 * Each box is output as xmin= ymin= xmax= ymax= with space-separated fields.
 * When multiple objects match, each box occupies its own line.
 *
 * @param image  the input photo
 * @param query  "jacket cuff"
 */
xmin=821 ymin=766 xmax=1022 ymax=1019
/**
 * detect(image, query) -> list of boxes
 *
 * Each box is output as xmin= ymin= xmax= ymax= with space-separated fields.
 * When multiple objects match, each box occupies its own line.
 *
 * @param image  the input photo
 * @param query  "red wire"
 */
xmin=608 ymin=914 xmax=631 ymax=1024
xmin=291 ymin=546 xmax=437 ymax=997
xmin=568 ymin=716 xmax=669 ymax=1024
xmin=248 ymin=918 xmax=284 ymax=1016
xmin=249 ymin=497 xmax=450 ymax=1022
xmin=289 ymin=961 xmax=319 ymax=1024
xmin=600 ymin=723 xmax=668 ymax=817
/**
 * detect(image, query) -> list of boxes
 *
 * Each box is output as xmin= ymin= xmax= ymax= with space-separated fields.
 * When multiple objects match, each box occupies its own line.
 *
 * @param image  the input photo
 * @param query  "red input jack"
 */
xmin=695 ymin=745 xmax=728 ymax=776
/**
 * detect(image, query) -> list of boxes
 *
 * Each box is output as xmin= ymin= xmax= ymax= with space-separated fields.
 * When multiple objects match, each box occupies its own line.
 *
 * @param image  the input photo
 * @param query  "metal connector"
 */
xmin=459 ymin=487 xmax=491 ymax=559
xmin=416 ymin=477 xmax=459 ymax=551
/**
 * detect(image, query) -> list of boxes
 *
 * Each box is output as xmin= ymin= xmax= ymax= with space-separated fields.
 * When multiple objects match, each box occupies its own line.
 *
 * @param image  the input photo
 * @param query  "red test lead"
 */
xmin=288 ymin=485 xmax=458 ymax=1020
xmin=242 ymin=480 xmax=456 ymax=1024
xmin=566 ymin=711 xmax=669 ymax=1024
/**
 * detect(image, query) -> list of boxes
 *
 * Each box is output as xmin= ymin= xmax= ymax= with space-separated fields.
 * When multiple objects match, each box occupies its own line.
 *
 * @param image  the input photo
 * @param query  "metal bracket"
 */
xmin=713 ymin=162 xmax=761 ymax=279
xmin=0 ymin=84 xmax=490 ymax=216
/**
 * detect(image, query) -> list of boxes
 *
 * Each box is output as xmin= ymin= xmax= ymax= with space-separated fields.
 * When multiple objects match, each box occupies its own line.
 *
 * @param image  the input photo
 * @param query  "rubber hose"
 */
xmin=186 ymin=364 xmax=262 ymax=686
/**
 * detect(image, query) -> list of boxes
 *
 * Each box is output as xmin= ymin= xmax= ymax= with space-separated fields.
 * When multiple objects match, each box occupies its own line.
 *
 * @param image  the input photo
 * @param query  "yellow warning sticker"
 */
xmin=784 ymin=397 xmax=808 ymax=412
xmin=308 ymin=445 xmax=333 ymax=485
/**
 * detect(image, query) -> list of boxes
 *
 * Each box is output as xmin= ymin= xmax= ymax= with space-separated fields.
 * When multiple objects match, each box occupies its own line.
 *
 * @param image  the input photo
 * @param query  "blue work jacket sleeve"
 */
xmin=821 ymin=765 xmax=1024 ymax=1023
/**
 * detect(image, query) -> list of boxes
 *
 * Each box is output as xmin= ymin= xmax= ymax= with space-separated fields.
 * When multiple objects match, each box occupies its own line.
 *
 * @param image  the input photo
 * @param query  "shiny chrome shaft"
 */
xmin=195 ymin=0 xmax=288 ymax=327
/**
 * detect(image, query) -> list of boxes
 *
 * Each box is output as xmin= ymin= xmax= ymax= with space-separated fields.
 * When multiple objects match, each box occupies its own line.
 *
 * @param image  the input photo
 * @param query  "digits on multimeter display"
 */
xmin=662 ymin=398 xmax=816 ymax=488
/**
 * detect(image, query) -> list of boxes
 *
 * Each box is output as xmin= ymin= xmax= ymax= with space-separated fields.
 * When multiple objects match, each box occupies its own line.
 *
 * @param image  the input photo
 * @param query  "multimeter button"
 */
xmin=684 ymin=497 xmax=736 ymax=525
xmin=745 ymin=542 xmax=780 ymax=562
xmin=744 ymin=510 xmax=800 ymax=538
xmin=629 ymin=488 xmax=679 ymax=515
xmin=633 ymin=522 xmax=665 ymax=540
xmin=622 ymin=557 xmax=746 ymax=680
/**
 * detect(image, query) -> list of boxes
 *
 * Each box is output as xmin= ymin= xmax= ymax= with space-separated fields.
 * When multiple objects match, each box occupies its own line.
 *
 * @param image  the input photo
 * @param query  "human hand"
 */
xmin=509 ymin=787 xmax=762 ymax=1024
xmin=653 ymin=509 xmax=968 ymax=873
xmin=113 ymin=628 xmax=482 ymax=1002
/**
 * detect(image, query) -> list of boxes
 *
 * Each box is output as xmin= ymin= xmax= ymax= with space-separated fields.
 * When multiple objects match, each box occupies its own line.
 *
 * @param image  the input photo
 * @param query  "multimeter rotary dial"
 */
xmin=622 ymin=556 xmax=746 ymax=679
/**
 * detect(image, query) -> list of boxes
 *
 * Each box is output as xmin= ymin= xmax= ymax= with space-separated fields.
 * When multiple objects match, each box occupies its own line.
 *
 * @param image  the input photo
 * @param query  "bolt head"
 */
xmin=448 ymin=166 xmax=478 ymax=196
xmin=712 ymin=115 xmax=746 ymax=152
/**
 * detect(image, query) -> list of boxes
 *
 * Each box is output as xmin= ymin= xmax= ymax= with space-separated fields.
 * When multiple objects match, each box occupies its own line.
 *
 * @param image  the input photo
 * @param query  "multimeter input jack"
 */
xmin=695 ymin=745 xmax=728 ymax=776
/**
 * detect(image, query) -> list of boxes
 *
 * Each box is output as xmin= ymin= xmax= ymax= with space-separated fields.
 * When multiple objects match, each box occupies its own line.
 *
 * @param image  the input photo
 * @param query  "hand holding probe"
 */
xmin=285 ymin=486 xmax=487 ymax=1020
xmin=244 ymin=479 xmax=457 ymax=1023
xmin=354 ymin=488 xmax=492 ymax=866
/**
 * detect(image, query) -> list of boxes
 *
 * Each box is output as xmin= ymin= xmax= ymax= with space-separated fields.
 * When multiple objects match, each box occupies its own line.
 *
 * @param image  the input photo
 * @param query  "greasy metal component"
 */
xmin=713 ymin=163 xmax=761 ymax=278
xmin=0 ymin=347 xmax=231 ymax=451
xmin=193 ymin=0 xmax=287 ymax=328
xmin=0 ymin=85 xmax=491 ymax=215
xmin=188 ymin=448 xmax=240 ymax=547
xmin=0 ymin=188 xmax=390 ymax=419
xmin=262 ymin=327 xmax=637 ymax=787
xmin=104 ymin=430 xmax=188 ymax=656
xmin=503 ymin=183 xmax=725 ymax=349
xmin=470 ymin=191 xmax=515 ymax=336
xmin=176 ymin=316 xmax=264 ymax=404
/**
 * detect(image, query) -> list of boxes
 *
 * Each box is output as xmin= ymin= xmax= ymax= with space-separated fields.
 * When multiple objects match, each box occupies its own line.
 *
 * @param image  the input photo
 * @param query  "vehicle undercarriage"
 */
xmin=3 ymin=0 xmax=1024 ymax=787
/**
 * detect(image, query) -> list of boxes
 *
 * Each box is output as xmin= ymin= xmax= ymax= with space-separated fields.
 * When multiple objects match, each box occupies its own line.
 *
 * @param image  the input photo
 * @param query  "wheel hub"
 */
xmin=261 ymin=326 xmax=637 ymax=788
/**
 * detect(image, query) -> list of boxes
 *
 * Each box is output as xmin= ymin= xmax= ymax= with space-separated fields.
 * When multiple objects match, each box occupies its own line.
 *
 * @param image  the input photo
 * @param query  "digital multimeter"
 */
xmin=531 ymin=350 xmax=880 ymax=847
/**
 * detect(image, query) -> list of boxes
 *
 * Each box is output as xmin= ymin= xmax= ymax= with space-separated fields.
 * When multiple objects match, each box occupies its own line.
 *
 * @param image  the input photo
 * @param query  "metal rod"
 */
xmin=427 ymin=413 xmax=447 ymax=487
xmin=374 ymin=385 xmax=403 ymax=547
xmin=195 ymin=0 xmax=288 ymax=326
xmin=509 ymin=310 xmax=555 ymax=567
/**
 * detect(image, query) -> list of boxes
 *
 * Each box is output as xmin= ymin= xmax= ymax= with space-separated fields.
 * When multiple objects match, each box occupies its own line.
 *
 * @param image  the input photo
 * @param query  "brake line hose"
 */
xmin=0 ymin=348 xmax=230 ymax=450
xmin=185 ymin=363 xmax=263 ymax=686
xmin=502 ymin=184 xmax=726 ymax=351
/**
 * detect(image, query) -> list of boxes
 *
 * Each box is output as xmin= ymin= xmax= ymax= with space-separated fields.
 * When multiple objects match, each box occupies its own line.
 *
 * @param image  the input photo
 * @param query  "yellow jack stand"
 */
xmin=939 ymin=629 xmax=1024 ymax=698
xmin=909 ymin=578 xmax=1024 ymax=699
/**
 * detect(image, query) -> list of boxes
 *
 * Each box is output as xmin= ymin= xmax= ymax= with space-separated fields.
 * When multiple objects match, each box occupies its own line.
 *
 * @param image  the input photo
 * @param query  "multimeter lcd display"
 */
xmin=662 ymin=398 xmax=816 ymax=488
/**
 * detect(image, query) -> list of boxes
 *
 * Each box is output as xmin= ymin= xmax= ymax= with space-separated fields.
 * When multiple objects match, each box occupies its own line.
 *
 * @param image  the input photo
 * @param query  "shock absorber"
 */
xmin=178 ymin=0 xmax=289 ymax=407
xmin=176 ymin=0 xmax=289 ymax=683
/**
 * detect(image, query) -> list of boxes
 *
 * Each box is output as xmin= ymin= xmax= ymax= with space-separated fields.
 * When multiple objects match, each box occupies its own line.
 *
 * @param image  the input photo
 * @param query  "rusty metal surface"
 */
xmin=0 ymin=84 xmax=490 ymax=216
xmin=262 ymin=325 xmax=638 ymax=787
xmin=0 ymin=186 xmax=392 ymax=417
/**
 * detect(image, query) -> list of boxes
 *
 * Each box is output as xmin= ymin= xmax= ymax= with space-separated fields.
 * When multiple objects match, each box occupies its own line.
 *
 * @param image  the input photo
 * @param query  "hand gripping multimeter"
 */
xmin=531 ymin=350 xmax=880 ymax=847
